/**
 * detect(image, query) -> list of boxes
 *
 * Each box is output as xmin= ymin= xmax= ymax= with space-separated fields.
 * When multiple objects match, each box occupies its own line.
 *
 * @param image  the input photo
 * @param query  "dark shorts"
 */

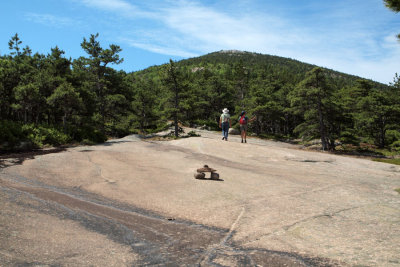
xmin=240 ymin=124 xmax=248 ymax=132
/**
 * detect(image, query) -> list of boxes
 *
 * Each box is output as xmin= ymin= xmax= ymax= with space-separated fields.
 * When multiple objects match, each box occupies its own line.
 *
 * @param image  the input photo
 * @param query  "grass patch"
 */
xmin=372 ymin=158 xmax=400 ymax=166
xmin=395 ymin=188 xmax=400 ymax=194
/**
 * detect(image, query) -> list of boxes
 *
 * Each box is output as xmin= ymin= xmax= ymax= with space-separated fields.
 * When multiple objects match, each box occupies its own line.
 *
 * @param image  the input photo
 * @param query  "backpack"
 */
xmin=222 ymin=114 xmax=230 ymax=123
xmin=239 ymin=115 xmax=247 ymax=125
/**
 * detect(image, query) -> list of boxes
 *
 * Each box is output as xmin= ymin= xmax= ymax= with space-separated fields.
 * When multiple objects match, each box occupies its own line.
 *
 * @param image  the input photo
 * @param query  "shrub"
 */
xmin=0 ymin=120 xmax=24 ymax=149
xmin=105 ymin=121 xmax=131 ymax=138
xmin=72 ymin=126 xmax=107 ymax=144
xmin=340 ymin=130 xmax=359 ymax=145
xmin=22 ymin=124 xmax=70 ymax=147
xmin=386 ymin=130 xmax=400 ymax=146
xmin=42 ymin=127 xmax=70 ymax=146
xmin=81 ymin=139 xmax=97 ymax=146
xmin=22 ymin=124 xmax=44 ymax=148
xmin=390 ymin=140 xmax=400 ymax=152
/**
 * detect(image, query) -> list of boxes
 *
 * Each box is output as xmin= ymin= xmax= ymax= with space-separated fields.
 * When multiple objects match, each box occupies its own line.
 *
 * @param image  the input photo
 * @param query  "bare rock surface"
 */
xmin=1 ymin=128 xmax=399 ymax=266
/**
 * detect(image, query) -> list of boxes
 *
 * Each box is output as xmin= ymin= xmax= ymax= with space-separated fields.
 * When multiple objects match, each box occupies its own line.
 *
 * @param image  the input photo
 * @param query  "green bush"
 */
xmin=0 ymin=122 xmax=71 ymax=150
xmin=72 ymin=126 xmax=107 ymax=144
xmin=390 ymin=140 xmax=400 ymax=152
xmin=0 ymin=120 xmax=24 ymax=149
xmin=42 ymin=127 xmax=70 ymax=146
xmin=22 ymin=124 xmax=70 ymax=147
xmin=81 ymin=139 xmax=97 ymax=146
xmin=21 ymin=124 xmax=44 ymax=148
xmin=386 ymin=130 xmax=400 ymax=146
xmin=105 ymin=121 xmax=131 ymax=138
xmin=340 ymin=130 xmax=360 ymax=145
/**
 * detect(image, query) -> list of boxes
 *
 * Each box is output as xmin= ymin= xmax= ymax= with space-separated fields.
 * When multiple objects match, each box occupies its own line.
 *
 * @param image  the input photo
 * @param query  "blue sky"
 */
xmin=1 ymin=0 xmax=399 ymax=84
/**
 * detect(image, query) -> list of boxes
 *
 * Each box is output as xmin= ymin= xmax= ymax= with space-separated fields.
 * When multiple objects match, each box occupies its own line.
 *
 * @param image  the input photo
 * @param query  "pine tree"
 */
xmin=384 ymin=0 xmax=400 ymax=40
xmin=47 ymin=82 xmax=83 ymax=130
xmin=79 ymin=33 xmax=123 ymax=134
xmin=129 ymin=77 xmax=160 ymax=134
xmin=161 ymin=59 xmax=188 ymax=137
xmin=289 ymin=67 xmax=340 ymax=150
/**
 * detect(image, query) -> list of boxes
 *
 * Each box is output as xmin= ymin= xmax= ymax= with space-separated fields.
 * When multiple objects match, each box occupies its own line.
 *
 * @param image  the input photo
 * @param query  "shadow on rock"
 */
xmin=194 ymin=176 xmax=224 ymax=182
xmin=0 ymin=147 xmax=66 ymax=168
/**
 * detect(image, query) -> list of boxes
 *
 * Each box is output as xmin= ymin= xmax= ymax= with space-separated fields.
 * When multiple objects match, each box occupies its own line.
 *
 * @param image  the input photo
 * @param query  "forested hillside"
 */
xmin=132 ymin=50 xmax=400 ymax=151
xmin=1 ymin=34 xmax=399 ymax=152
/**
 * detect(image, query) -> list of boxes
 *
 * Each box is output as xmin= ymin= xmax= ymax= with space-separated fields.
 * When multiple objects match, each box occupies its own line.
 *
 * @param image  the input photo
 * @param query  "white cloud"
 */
xmin=121 ymin=37 xmax=198 ymax=58
xmin=80 ymin=0 xmax=133 ymax=11
xmin=149 ymin=1 xmax=305 ymax=55
xmin=71 ymin=0 xmax=399 ymax=83
xmin=24 ymin=13 xmax=79 ymax=28
xmin=76 ymin=0 xmax=156 ymax=19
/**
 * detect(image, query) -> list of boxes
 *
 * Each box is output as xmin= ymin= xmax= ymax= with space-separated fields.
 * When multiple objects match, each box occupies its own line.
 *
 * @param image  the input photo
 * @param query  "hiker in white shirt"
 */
xmin=219 ymin=108 xmax=231 ymax=141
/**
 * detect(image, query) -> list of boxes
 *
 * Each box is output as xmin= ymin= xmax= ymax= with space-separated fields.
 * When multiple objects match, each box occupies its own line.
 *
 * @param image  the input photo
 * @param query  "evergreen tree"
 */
xmin=161 ymin=59 xmax=188 ymax=137
xmin=13 ymin=82 xmax=40 ymax=123
xmin=79 ymin=33 xmax=123 ymax=134
xmin=0 ymin=57 xmax=18 ymax=119
xmin=8 ymin=33 xmax=22 ymax=57
xmin=205 ymin=74 xmax=235 ymax=126
xmin=47 ymin=82 xmax=83 ymax=130
xmin=355 ymin=88 xmax=392 ymax=148
xmin=385 ymin=0 xmax=400 ymax=11
xmin=40 ymin=47 xmax=72 ymax=124
xmin=248 ymin=79 xmax=288 ymax=136
xmin=384 ymin=0 xmax=400 ymax=40
xmin=388 ymin=74 xmax=400 ymax=146
xmin=232 ymin=60 xmax=250 ymax=109
xmin=289 ymin=67 xmax=340 ymax=150
xmin=2 ymin=34 xmax=33 ymax=121
xmin=130 ymin=77 xmax=160 ymax=133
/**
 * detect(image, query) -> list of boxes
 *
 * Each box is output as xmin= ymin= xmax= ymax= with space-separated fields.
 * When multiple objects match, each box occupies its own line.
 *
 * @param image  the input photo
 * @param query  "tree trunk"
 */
xmin=173 ymin=76 xmax=179 ymax=137
xmin=24 ymin=108 xmax=27 ymax=124
xmin=62 ymin=111 xmax=67 ymax=132
xmin=317 ymin=101 xmax=328 ymax=151
xmin=379 ymin=117 xmax=386 ymax=148
xmin=174 ymin=113 xmax=179 ymax=138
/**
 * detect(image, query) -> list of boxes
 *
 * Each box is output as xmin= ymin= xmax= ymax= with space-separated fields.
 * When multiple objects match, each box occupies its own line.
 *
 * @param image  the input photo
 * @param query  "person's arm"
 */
xmin=249 ymin=116 xmax=256 ymax=123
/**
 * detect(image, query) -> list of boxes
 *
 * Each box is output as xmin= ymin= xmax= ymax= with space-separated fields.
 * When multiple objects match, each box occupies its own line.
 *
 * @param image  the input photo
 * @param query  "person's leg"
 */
xmin=223 ymin=123 xmax=229 ymax=140
xmin=221 ymin=123 xmax=225 ymax=140
xmin=243 ymin=125 xmax=248 ymax=142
